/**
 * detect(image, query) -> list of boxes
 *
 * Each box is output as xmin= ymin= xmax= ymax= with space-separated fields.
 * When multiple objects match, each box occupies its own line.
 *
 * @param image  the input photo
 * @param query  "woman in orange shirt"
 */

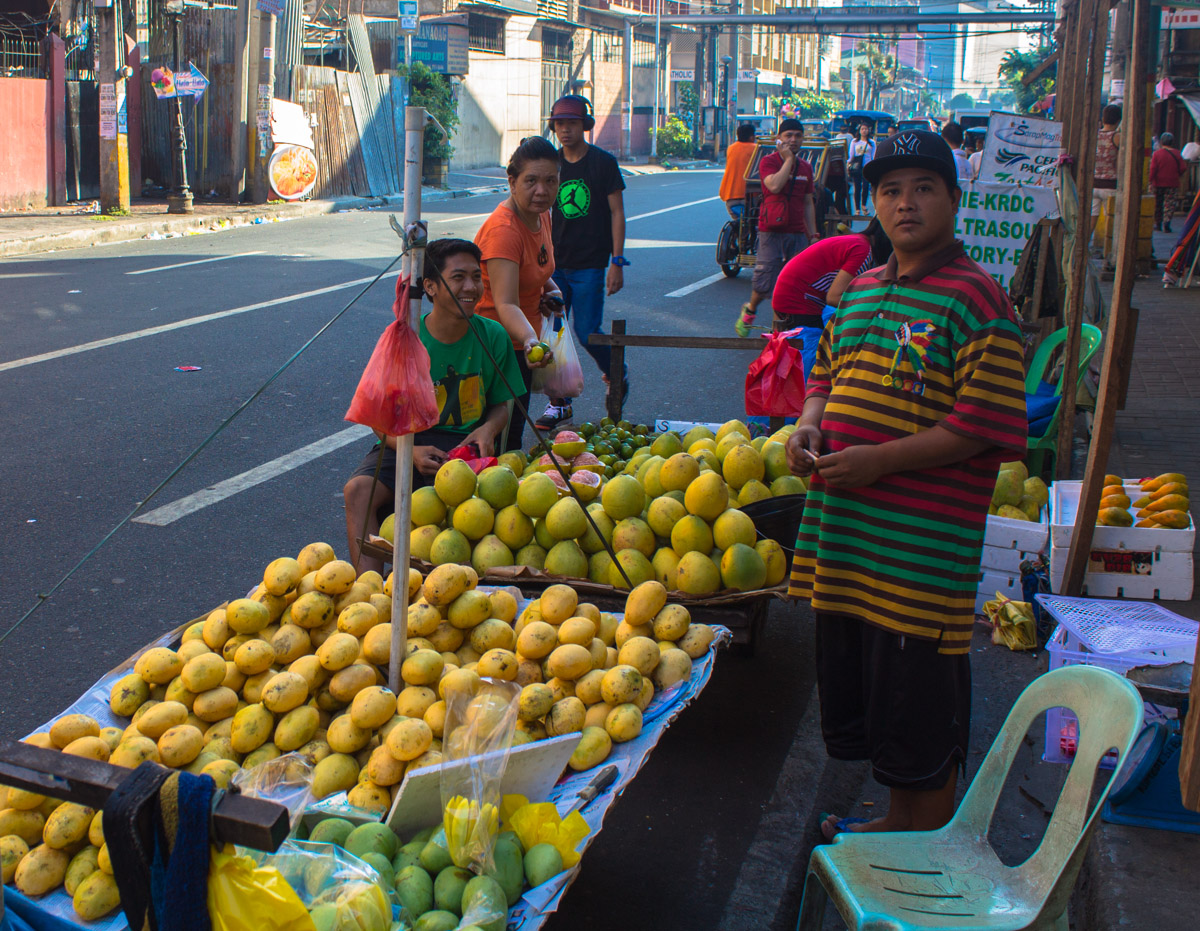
xmin=474 ymin=136 xmax=563 ymax=450
xmin=719 ymin=123 xmax=758 ymax=218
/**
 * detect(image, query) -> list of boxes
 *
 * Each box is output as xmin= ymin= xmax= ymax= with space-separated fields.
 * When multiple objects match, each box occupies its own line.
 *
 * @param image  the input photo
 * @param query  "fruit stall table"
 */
xmin=2 ymin=586 xmax=728 ymax=931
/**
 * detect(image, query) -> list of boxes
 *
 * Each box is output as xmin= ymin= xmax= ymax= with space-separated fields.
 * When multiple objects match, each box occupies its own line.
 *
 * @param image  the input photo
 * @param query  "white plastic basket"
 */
xmin=1035 ymin=593 xmax=1198 ymax=661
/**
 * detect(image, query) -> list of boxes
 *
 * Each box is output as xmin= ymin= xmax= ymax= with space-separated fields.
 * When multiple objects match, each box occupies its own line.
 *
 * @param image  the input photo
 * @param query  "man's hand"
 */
xmin=414 ymin=445 xmax=448 ymax=476
xmin=606 ymin=264 xmax=624 ymax=296
xmin=786 ymin=425 xmax=823 ymax=476
xmin=538 ymin=292 xmax=564 ymax=318
xmin=776 ymin=139 xmax=795 ymax=160
xmin=812 ymin=444 xmax=888 ymax=489
xmin=462 ymin=425 xmax=499 ymax=458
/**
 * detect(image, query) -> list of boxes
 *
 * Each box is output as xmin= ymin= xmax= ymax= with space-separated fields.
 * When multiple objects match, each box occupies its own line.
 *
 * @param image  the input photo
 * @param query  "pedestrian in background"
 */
xmin=1150 ymin=132 xmax=1189 ymax=233
xmin=940 ymin=121 xmax=971 ymax=180
xmin=473 ymin=136 xmax=562 ymax=450
xmin=736 ymin=119 xmax=819 ymax=337
xmin=1091 ymin=104 xmax=1122 ymax=236
xmin=540 ymin=94 xmax=629 ymax=430
xmin=848 ymin=123 xmax=875 ymax=214
xmin=786 ymin=129 xmax=1027 ymax=842
xmin=720 ymin=122 xmax=759 ymax=218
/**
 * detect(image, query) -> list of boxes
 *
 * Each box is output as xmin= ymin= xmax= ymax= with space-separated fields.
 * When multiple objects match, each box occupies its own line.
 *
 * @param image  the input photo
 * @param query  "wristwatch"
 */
xmin=611 ymin=256 xmax=631 ymax=267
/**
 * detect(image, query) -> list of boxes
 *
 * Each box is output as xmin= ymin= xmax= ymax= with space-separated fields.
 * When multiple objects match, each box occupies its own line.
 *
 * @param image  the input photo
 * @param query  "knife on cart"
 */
xmin=563 ymin=765 xmax=618 ymax=816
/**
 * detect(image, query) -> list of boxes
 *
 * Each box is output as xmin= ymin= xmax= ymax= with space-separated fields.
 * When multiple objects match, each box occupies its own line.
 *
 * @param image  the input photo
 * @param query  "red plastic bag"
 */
xmin=744 ymin=330 xmax=807 ymax=417
xmin=345 ymin=277 xmax=440 ymax=436
xmin=447 ymin=445 xmax=498 ymax=475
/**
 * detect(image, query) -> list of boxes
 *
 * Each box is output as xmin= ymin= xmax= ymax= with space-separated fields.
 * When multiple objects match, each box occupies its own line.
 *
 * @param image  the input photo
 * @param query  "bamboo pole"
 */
xmin=1062 ymin=0 xmax=1148 ymax=594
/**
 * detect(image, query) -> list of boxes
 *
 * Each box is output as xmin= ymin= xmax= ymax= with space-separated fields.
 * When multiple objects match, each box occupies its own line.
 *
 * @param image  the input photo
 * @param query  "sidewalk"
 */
xmin=1075 ymin=225 xmax=1200 ymax=930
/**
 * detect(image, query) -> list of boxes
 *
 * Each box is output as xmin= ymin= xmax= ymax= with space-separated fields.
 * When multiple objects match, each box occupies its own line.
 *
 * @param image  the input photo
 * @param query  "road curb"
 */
xmin=0 ymin=185 xmax=503 ymax=258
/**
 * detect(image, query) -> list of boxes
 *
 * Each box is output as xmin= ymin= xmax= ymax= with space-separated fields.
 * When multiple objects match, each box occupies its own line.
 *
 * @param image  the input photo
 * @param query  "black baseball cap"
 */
xmin=864 ymin=129 xmax=958 ymax=190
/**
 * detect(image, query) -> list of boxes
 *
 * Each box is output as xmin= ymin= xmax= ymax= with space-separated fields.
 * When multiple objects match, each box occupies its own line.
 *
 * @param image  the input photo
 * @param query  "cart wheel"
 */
xmin=721 ymin=264 xmax=741 ymax=278
xmin=716 ymin=220 xmax=739 ymax=273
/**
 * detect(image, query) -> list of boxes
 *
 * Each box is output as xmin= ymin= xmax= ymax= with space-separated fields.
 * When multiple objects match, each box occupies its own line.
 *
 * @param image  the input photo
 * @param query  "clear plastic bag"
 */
xmin=440 ymin=678 xmax=522 ymax=874
xmin=207 ymin=846 xmax=315 ymax=931
xmin=231 ymin=752 xmax=315 ymax=835
xmin=258 ymin=839 xmax=393 ymax=931
xmin=344 ymin=276 xmax=441 ymax=437
xmin=530 ymin=315 xmax=585 ymax=399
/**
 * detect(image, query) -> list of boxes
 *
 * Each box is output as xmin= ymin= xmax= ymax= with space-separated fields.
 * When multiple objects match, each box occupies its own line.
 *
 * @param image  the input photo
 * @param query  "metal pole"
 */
xmin=389 ymin=105 xmax=426 ymax=694
xmin=168 ymin=10 xmax=194 ymax=214
xmin=652 ymin=0 xmax=661 ymax=157
xmin=623 ymin=19 xmax=633 ymax=158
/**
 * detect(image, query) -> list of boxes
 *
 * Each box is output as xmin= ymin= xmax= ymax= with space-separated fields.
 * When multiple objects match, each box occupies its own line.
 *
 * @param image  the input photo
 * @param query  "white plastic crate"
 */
xmin=1036 ymin=593 xmax=1199 ymax=660
xmin=1049 ymin=481 xmax=1195 ymax=552
xmin=1049 ymin=545 xmax=1194 ymax=600
xmin=980 ymin=543 xmax=1041 ymax=574
xmin=1042 ymin=619 xmax=1191 ymax=764
xmin=983 ymin=508 xmax=1049 ymax=553
xmin=975 ymin=570 xmax=1022 ymax=615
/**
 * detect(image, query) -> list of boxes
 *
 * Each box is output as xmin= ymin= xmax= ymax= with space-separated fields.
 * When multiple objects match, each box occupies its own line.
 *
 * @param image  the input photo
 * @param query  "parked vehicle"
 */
xmin=829 ymin=109 xmax=895 ymax=137
xmin=896 ymin=116 xmax=941 ymax=133
xmin=951 ymin=108 xmax=993 ymax=131
xmin=799 ymin=118 xmax=830 ymax=140
xmin=734 ymin=113 xmax=778 ymax=142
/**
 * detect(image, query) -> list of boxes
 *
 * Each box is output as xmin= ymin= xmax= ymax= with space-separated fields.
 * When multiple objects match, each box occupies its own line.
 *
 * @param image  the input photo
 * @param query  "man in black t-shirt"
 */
xmin=537 ymin=94 xmax=629 ymax=430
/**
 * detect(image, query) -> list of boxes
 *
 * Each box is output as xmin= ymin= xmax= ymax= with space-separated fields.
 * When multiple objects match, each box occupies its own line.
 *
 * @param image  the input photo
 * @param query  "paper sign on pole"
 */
xmin=398 ymin=0 xmax=418 ymax=32
xmin=977 ymin=111 xmax=1063 ymax=188
xmin=955 ymin=180 xmax=1058 ymax=288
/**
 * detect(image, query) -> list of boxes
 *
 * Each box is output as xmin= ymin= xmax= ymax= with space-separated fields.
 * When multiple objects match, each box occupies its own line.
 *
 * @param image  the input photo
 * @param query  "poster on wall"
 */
xmin=977 ymin=112 xmax=1064 ymax=188
xmin=955 ymin=180 xmax=1059 ymax=288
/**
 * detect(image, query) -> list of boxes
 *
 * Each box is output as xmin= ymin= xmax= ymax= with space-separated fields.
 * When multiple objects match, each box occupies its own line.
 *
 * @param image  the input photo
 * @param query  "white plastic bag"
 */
xmin=531 ymin=315 xmax=585 ymax=399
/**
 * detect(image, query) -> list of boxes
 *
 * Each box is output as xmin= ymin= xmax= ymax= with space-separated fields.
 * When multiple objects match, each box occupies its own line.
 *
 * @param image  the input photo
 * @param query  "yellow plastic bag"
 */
xmin=208 ymin=845 xmax=316 ymax=931
xmin=984 ymin=594 xmax=1038 ymax=651
xmin=501 ymin=794 xmax=591 ymax=869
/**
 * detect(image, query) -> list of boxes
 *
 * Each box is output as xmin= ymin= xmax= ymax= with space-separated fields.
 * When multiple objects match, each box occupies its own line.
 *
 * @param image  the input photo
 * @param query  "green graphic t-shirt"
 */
xmin=551 ymin=144 xmax=626 ymax=269
xmin=420 ymin=313 xmax=522 ymax=434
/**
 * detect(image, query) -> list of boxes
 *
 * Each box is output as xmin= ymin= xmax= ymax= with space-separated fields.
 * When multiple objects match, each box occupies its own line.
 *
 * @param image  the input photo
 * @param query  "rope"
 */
xmin=0 ymin=248 xmax=407 ymax=648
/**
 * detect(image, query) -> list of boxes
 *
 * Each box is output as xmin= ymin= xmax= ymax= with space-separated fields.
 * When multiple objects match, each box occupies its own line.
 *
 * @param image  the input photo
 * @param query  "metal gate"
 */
xmin=65 ymin=81 xmax=100 ymax=201
xmin=541 ymin=30 xmax=572 ymax=128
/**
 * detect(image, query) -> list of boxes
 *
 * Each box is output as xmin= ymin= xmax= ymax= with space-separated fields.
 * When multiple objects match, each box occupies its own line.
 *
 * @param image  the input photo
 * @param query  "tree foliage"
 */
xmin=997 ymin=45 xmax=1057 ymax=114
xmin=948 ymin=92 xmax=976 ymax=111
xmin=400 ymin=62 xmax=460 ymax=159
xmin=656 ymin=116 xmax=696 ymax=159
xmin=792 ymin=90 xmax=838 ymax=119
xmin=855 ymin=41 xmax=896 ymax=110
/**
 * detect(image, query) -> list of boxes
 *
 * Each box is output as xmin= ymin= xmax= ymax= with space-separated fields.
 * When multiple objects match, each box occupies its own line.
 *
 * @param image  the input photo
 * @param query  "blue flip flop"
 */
xmin=820 ymin=815 xmax=871 ymax=842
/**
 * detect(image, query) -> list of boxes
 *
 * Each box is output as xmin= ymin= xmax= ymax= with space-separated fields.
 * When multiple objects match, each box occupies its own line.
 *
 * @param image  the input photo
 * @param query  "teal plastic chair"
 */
xmin=796 ymin=665 xmax=1143 ymax=931
xmin=1026 ymin=324 xmax=1103 ymax=478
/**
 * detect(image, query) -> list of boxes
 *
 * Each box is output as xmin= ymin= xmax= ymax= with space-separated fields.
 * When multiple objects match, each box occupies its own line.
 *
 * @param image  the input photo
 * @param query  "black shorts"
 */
xmin=814 ymin=612 xmax=971 ymax=791
xmin=349 ymin=428 xmax=466 ymax=492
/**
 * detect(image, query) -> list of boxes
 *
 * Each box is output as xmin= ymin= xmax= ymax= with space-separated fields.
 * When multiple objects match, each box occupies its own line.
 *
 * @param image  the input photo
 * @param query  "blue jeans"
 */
xmin=550 ymin=267 xmax=627 ymax=401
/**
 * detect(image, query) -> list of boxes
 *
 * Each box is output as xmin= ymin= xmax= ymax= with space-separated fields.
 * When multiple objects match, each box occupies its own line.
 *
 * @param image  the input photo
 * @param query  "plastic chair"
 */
xmin=1026 ymin=324 xmax=1103 ymax=477
xmin=796 ymin=665 xmax=1143 ymax=931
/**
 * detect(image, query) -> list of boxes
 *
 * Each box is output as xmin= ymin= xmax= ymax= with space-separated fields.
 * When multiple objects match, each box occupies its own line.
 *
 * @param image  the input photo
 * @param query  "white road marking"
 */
xmin=0 ymin=271 xmax=400 ymax=374
xmin=132 ymin=425 xmax=373 ymax=526
xmin=0 ymin=272 xmax=62 ymax=279
xmin=125 ymin=251 xmax=265 ymax=275
xmin=626 ymin=238 xmax=711 ymax=249
xmin=665 ymin=272 xmax=726 ymax=298
xmin=627 ymin=196 xmax=720 ymax=221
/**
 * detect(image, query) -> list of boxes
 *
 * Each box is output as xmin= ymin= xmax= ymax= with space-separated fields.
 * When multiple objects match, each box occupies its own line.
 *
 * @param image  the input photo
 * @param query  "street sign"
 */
xmin=670 ymin=69 xmax=694 ymax=82
xmin=1162 ymin=8 xmax=1200 ymax=27
xmin=396 ymin=21 xmax=469 ymax=74
xmin=174 ymin=62 xmax=210 ymax=99
xmin=398 ymin=0 xmax=418 ymax=33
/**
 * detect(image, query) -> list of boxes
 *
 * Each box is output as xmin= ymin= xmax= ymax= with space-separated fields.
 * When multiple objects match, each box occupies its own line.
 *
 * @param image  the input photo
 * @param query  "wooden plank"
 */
xmin=1115 ymin=305 xmax=1139 ymax=410
xmin=336 ymin=71 xmax=371 ymax=198
xmin=589 ymin=334 xmax=769 ymax=351
xmin=606 ymin=320 xmax=627 ymax=421
xmin=1180 ymin=633 xmax=1200 ymax=811
xmin=1061 ymin=0 xmax=1148 ymax=595
xmin=0 ymin=739 xmax=289 ymax=851
xmin=1021 ymin=48 xmax=1059 ymax=86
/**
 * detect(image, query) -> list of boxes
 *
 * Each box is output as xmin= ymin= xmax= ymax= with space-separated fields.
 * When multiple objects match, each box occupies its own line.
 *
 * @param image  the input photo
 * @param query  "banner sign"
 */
xmin=955 ymin=180 xmax=1058 ymax=288
xmin=977 ymin=111 xmax=1063 ymax=188
xmin=396 ymin=21 xmax=469 ymax=74
xmin=1162 ymin=8 xmax=1200 ymax=27
xmin=670 ymin=69 xmax=694 ymax=82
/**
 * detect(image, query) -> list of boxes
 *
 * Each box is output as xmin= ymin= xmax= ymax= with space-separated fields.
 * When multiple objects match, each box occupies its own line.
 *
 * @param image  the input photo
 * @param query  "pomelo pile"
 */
xmin=393 ymin=420 xmax=805 ymax=593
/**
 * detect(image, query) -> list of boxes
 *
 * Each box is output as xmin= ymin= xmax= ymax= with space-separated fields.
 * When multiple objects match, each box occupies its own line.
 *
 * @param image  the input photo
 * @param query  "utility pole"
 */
xmin=248 ymin=4 xmax=276 ymax=203
xmin=623 ymin=18 xmax=633 ymax=158
xmin=96 ymin=0 xmax=131 ymax=212
xmin=231 ymin=0 xmax=251 ymax=200
xmin=651 ymin=0 xmax=661 ymax=157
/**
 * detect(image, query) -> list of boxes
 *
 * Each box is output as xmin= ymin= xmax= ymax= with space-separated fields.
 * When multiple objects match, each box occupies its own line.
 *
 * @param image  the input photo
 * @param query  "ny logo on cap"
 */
xmin=892 ymin=133 xmax=921 ymax=156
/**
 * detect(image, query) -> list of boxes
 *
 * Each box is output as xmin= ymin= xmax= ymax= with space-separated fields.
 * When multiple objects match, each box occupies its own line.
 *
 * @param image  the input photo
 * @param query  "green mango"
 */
xmin=419 ymin=831 xmax=454 ymax=875
xmin=345 ymin=822 xmax=399 ymax=861
xmin=391 ymin=846 xmax=422 ymax=876
xmin=486 ymin=834 xmax=524 ymax=906
xmin=413 ymin=911 xmax=459 ymax=931
xmin=307 ymin=817 xmax=356 ymax=847
xmin=361 ymin=852 xmax=394 ymax=889
xmin=523 ymin=843 xmax=564 ymax=889
xmin=460 ymin=875 xmax=508 ymax=931
xmin=394 ymin=864 xmax=433 ymax=919
xmin=410 ymin=825 xmax=436 ymax=846
xmin=308 ymin=904 xmax=337 ymax=931
xmin=433 ymin=866 xmax=473 ymax=916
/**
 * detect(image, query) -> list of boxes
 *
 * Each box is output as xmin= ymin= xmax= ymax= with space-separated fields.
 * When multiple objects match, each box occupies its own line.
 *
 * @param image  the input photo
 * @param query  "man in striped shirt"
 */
xmin=785 ymin=130 xmax=1027 ymax=840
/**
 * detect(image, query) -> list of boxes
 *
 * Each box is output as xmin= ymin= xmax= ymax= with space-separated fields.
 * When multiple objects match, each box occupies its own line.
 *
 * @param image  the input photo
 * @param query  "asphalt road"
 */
xmin=0 ymin=170 xmax=1057 ymax=931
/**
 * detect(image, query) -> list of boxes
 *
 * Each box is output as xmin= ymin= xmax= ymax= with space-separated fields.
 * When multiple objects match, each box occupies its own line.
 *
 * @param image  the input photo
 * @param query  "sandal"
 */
xmin=819 ymin=814 xmax=871 ymax=842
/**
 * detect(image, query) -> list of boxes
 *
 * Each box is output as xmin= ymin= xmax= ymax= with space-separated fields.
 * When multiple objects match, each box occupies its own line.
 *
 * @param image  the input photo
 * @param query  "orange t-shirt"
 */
xmin=719 ymin=141 xmax=757 ymax=201
xmin=474 ymin=202 xmax=555 ymax=348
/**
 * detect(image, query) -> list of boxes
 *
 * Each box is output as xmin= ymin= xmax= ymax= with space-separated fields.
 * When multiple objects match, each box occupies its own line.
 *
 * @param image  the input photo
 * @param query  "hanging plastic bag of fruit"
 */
xmin=531 ymin=315 xmax=585 ymax=399
xmin=744 ymin=327 xmax=807 ymax=418
xmin=440 ymin=678 xmax=522 ymax=874
xmin=344 ymin=276 xmax=441 ymax=436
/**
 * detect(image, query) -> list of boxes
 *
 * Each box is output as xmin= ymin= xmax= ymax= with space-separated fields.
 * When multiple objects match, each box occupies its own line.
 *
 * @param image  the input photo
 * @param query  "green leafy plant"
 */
xmin=400 ymin=62 xmax=459 ymax=160
xmin=792 ymin=90 xmax=838 ymax=119
xmin=655 ymin=116 xmax=696 ymax=160
xmin=997 ymin=45 xmax=1056 ymax=114
xmin=855 ymin=41 xmax=896 ymax=110
xmin=949 ymin=92 xmax=976 ymax=112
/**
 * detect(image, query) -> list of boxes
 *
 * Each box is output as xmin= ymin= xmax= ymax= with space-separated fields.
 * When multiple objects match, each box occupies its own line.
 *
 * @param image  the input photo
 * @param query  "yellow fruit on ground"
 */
xmin=434 ymin=458 xmax=478 ymax=506
xmin=410 ymin=485 xmax=448 ymax=527
xmin=423 ymin=564 xmax=470 ymax=606
xmin=684 ymin=470 xmax=729 ymax=521
xmin=297 ymin=541 xmax=336 ymax=574
xmin=762 ymin=441 xmax=791 ymax=482
xmin=134 ymin=650 xmax=183 ymax=686
xmin=546 ymin=697 xmax=586 ymax=736
xmin=617 ymin=637 xmax=660 ymax=676
xmin=713 ymin=508 xmax=757 ymax=550
xmin=557 ymin=616 xmax=597 ymax=647
xmin=645 ymin=496 xmax=685 ymax=538
xmin=477 ymin=648 xmax=519 ymax=680
xmin=494 ymin=505 xmax=535 ymax=551
xmin=546 ymin=496 xmax=588 ymax=539
xmin=447 ymin=589 xmax=492 ymax=629
xmin=597 ymin=474 xmax=643 ymax=522
xmin=545 ymin=540 xmax=589 ymax=578
xmin=755 ymin=539 xmax=787 ymax=586
xmin=290 ymin=591 xmax=335 ymax=629
xmin=770 ymin=475 xmax=807 ymax=496
xmin=516 ymin=472 xmax=559 ymax=518
xmin=720 ymin=543 xmax=768 ymax=592
xmin=660 ymin=453 xmax=701 ymax=493
xmin=670 ymin=513 xmax=714 ymax=555
xmin=677 ymin=624 xmax=716 ymax=658
xmin=452 ymin=497 xmax=496 ymax=541
xmin=651 ymin=547 xmax=680 ymax=588
xmin=312 ymin=753 xmax=360 ymax=799
xmin=610 ymin=549 xmax=655 ymax=589
xmin=547 ymin=644 xmax=594 ymax=680
xmin=402 ymin=649 xmax=445 ymax=686
xmin=314 ymin=560 xmax=357 ymax=596
xmin=410 ymin=525 xmax=441 ymax=562
xmin=16 ymin=844 xmax=70 ymax=897
xmin=600 ymin=665 xmax=644 ymax=705
xmin=722 ymin=444 xmax=765 ymax=490
xmin=652 ymin=603 xmax=691 ymax=641
xmin=738 ymin=479 xmax=772 ymax=505
xmin=674 ymin=551 xmax=721 ymax=595
xmin=715 ymin=419 xmax=751 ymax=443
xmin=624 ymin=580 xmax=668 ymax=627
xmin=604 ymin=703 xmax=643 ymax=742
xmin=653 ymin=648 xmax=693 ymax=690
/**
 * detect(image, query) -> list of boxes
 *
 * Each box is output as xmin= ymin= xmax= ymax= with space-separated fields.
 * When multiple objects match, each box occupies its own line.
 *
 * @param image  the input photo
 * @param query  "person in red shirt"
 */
xmin=735 ymin=118 xmax=818 ymax=336
xmin=1150 ymin=133 xmax=1189 ymax=233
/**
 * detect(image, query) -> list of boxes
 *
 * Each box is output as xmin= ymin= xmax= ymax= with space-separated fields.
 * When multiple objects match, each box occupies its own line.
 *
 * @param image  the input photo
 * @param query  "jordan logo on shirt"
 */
xmin=557 ymin=179 xmax=591 ymax=219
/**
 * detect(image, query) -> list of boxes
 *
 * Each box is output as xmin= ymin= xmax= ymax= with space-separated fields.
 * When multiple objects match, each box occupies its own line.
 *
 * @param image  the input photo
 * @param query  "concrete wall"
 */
xmin=591 ymin=58 xmax=624 ymax=153
xmin=0 ymin=77 xmax=52 ymax=210
xmin=452 ymin=15 xmax=542 ymax=170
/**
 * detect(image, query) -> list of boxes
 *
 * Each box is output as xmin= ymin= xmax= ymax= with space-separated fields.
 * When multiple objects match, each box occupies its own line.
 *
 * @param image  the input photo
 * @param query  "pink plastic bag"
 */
xmin=744 ymin=330 xmax=807 ymax=417
xmin=345 ymin=277 xmax=440 ymax=436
